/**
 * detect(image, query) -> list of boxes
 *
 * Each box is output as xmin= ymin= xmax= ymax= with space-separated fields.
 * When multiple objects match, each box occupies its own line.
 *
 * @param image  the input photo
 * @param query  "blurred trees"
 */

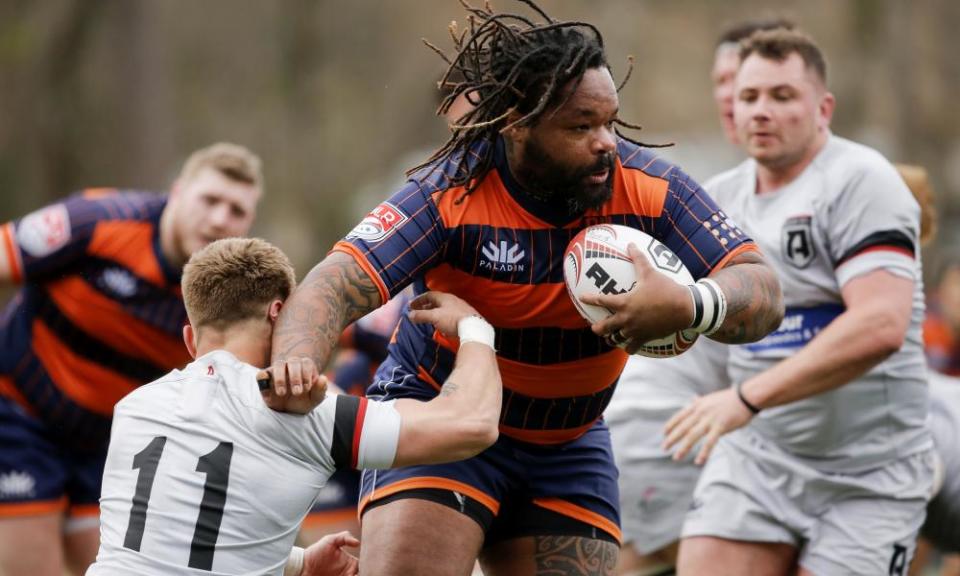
xmin=0 ymin=0 xmax=957 ymax=274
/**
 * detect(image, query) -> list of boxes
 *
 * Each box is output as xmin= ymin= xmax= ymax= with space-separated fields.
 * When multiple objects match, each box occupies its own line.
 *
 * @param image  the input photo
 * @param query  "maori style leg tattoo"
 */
xmin=533 ymin=536 xmax=618 ymax=576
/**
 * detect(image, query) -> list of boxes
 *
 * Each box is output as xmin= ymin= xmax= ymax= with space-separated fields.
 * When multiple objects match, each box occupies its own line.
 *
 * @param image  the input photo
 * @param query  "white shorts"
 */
xmin=610 ymin=407 xmax=702 ymax=555
xmin=682 ymin=430 xmax=935 ymax=576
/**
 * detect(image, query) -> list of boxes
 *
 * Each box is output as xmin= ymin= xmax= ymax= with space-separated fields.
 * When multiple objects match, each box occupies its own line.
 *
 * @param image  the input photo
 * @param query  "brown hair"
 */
xmin=182 ymin=238 xmax=295 ymax=330
xmin=178 ymin=142 xmax=263 ymax=189
xmin=739 ymin=28 xmax=827 ymax=85
xmin=895 ymin=164 xmax=937 ymax=246
xmin=717 ymin=17 xmax=796 ymax=47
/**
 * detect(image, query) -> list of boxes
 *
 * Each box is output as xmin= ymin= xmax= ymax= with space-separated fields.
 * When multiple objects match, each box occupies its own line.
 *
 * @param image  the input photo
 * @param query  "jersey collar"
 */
xmin=493 ymin=137 xmax=586 ymax=228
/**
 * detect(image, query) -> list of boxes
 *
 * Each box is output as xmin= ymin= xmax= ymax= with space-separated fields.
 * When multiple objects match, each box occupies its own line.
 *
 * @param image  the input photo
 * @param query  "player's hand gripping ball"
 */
xmin=564 ymin=224 xmax=699 ymax=357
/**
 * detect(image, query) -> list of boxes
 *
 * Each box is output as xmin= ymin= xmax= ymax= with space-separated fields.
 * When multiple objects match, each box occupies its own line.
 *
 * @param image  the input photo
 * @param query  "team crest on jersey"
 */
xmin=16 ymin=204 xmax=71 ymax=257
xmin=480 ymin=239 xmax=526 ymax=273
xmin=782 ymin=215 xmax=816 ymax=269
xmin=347 ymin=202 xmax=408 ymax=243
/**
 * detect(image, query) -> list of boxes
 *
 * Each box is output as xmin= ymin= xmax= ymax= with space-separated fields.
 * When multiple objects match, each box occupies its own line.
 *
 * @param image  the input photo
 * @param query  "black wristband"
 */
xmin=735 ymin=382 xmax=761 ymax=415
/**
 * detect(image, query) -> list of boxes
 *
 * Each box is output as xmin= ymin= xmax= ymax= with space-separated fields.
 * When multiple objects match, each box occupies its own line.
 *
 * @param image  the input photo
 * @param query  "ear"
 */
xmin=183 ymin=323 xmax=198 ymax=358
xmin=818 ymin=91 xmax=836 ymax=130
xmin=267 ymin=299 xmax=283 ymax=323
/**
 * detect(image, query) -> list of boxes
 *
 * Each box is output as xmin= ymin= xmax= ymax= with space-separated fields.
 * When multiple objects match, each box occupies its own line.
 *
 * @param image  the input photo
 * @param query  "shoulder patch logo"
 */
xmin=782 ymin=215 xmax=816 ymax=269
xmin=346 ymin=202 xmax=408 ymax=243
xmin=16 ymin=204 xmax=71 ymax=258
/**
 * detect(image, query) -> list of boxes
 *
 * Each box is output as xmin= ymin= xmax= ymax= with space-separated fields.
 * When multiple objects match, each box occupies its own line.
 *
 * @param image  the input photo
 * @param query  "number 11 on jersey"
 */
xmin=122 ymin=436 xmax=234 ymax=571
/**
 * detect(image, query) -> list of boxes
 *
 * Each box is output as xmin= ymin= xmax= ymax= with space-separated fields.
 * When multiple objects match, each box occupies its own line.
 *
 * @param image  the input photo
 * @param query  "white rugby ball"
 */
xmin=563 ymin=224 xmax=699 ymax=358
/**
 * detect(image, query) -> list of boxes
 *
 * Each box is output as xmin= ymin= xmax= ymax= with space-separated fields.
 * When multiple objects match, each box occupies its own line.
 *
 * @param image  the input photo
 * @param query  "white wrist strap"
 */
xmin=458 ymin=315 xmax=495 ymax=351
xmin=283 ymin=546 xmax=304 ymax=576
xmin=687 ymin=278 xmax=727 ymax=335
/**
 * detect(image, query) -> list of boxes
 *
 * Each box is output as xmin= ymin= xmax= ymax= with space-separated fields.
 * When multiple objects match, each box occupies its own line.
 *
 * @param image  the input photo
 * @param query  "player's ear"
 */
xmin=267 ymin=299 xmax=283 ymax=324
xmin=183 ymin=323 xmax=198 ymax=358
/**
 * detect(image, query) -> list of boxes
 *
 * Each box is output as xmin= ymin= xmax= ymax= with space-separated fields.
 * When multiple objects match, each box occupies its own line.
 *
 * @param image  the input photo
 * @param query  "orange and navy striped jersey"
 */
xmin=0 ymin=189 xmax=189 ymax=447
xmin=334 ymin=138 xmax=758 ymax=444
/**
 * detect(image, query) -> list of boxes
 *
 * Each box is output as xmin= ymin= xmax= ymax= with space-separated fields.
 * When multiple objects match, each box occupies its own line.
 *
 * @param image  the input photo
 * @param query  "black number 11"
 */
xmin=122 ymin=436 xmax=234 ymax=571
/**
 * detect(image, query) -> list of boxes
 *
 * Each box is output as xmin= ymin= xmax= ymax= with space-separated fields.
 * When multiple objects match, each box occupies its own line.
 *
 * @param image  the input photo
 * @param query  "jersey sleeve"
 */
xmin=2 ymin=190 xmax=114 ymax=283
xmin=327 ymin=395 xmax=401 ymax=470
xmin=331 ymin=180 xmax=449 ymax=304
xmin=826 ymin=159 xmax=919 ymax=287
xmin=655 ymin=169 xmax=758 ymax=280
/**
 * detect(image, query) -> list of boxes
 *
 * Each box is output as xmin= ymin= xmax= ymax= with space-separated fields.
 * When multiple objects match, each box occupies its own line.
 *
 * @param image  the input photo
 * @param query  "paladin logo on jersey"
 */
xmin=347 ymin=202 xmax=408 ymax=243
xmin=782 ymin=215 xmax=816 ymax=269
xmin=480 ymin=240 xmax=525 ymax=273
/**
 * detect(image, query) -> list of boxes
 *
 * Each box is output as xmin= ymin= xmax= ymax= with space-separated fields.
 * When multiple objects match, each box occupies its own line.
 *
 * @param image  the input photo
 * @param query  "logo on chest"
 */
xmin=781 ymin=215 xmax=816 ymax=269
xmin=480 ymin=240 xmax=526 ymax=273
xmin=99 ymin=267 xmax=139 ymax=298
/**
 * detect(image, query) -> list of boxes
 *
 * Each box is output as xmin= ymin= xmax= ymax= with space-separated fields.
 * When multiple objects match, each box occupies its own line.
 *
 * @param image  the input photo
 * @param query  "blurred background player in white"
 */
xmin=606 ymin=18 xmax=794 ymax=576
xmin=88 ymin=237 xmax=502 ymax=575
xmin=0 ymin=142 xmax=263 ymax=576
xmin=664 ymin=29 xmax=934 ymax=576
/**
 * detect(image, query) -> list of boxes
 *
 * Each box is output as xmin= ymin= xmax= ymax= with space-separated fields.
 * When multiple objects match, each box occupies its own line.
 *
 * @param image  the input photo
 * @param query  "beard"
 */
xmin=517 ymin=138 xmax=615 ymax=215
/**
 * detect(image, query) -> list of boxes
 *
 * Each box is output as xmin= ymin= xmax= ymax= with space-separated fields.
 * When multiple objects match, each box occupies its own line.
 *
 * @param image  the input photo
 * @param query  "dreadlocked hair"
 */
xmin=411 ymin=0 xmax=668 ymax=202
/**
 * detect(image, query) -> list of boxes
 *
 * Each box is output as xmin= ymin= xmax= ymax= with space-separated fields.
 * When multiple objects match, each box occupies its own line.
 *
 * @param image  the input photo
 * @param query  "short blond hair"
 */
xmin=178 ymin=142 xmax=263 ymax=189
xmin=896 ymin=164 xmax=937 ymax=246
xmin=182 ymin=238 xmax=295 ymax=330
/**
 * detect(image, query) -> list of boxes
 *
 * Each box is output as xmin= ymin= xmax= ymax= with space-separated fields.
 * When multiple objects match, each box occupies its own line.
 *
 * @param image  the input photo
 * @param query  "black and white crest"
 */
xmin=782 ymin=215 xmax=816 ymax=268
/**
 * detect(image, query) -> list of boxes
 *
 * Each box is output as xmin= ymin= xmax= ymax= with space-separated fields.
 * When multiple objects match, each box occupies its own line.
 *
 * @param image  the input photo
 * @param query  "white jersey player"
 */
xmin=87 ymin=238 xmax=501 ymax=576
xmin=664 ymin=29 xmax=934 ymax=576
xmin=921 ymin=373 xmax=960 ymax=556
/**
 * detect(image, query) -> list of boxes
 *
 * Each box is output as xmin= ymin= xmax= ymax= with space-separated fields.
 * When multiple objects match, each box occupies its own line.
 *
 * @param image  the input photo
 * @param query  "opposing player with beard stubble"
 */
xmin=266 ymin=2 xmax=783 ymax=574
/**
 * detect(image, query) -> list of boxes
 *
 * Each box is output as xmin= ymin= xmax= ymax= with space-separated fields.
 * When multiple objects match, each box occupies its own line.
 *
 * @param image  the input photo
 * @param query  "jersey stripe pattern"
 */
xmin=0 ymin=190 xmax=189 ymax=448
xmin=336 ymin=138 xmax=757 ymax=444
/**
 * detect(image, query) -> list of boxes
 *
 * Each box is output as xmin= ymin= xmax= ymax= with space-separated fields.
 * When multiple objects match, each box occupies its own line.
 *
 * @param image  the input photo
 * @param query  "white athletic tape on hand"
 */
xmin=687 ymin=278 xmax=727 ymax=335
xmin=283 ymin=546 xmax=304 ymax=576
xmin=458 ymin=315 xmax=496 ymax=351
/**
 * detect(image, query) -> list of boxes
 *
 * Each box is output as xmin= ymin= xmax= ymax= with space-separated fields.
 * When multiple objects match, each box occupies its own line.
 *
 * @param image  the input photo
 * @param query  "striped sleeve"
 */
xmin=332 ymin=180 xmax=449 ymax=302
xmin=655 ymin=169 xmax=758 ymax=280
xmin=828 ymin=160 xmax=919 ymax=286
xmin=329 ymin=395 xmax=401 ymax=470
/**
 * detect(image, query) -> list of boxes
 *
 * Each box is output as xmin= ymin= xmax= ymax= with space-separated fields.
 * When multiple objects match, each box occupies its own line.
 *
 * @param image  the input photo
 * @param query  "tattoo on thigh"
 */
xmin=533 ymin=536 xmax=617 ymax=575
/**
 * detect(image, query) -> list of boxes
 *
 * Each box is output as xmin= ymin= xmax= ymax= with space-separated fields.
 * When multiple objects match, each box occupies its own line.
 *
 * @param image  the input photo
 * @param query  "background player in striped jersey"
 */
xmin=89 ymin=237 xmax=502 ymax=575
xmin=606 ymin=18 xmax=794 ymax=576
xmin=268 ymin=2 xmax=783 ymax=574
xmin=0 ymin=142 xmax=262 ymax=576
xmin=664 ymin=29 xmax=935 ymax=575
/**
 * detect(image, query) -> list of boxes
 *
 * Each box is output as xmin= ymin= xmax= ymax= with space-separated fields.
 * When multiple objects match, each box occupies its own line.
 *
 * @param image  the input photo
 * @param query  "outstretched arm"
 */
xmin=270 ymin=251 xmax=382 ymax=395
xmin=391 ymin=291 xmax=502 ymax=467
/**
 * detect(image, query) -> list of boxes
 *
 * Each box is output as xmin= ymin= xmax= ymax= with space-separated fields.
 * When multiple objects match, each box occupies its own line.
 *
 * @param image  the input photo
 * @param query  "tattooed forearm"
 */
xmin=534 ymin=536 xmax=618 ymax=576
xmin=709 ymin=250 xmax=784 ymax=344
xmin=271 ymin=251 xmax=382 ymax=368
xmin=439 ymin=380 xmax=460 ymax=397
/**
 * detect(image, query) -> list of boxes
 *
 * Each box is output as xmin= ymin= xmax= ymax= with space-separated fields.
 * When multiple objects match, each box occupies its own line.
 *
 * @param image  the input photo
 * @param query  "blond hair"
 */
xmin=895 ymin=164 xmax=937 ymax=246
xmin=178 ymin=142 xmax=263 ymax=189
xmin=182 ymin=238 xmax=295 ymax=330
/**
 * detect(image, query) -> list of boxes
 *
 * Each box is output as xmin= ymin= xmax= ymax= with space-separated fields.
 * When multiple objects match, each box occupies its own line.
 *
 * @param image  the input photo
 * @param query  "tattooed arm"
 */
xmin=390 ymin=291 xmax=502 ymax=467
xmin=706 ymin=249 xmax=784 ymax=344
xmin=269 ymin=252 xmax=382 ymax=394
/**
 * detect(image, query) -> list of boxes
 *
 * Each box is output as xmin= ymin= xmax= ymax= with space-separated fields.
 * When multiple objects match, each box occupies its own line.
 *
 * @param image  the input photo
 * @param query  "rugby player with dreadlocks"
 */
xmin=269 ymin=2 xmax=783 ymax=574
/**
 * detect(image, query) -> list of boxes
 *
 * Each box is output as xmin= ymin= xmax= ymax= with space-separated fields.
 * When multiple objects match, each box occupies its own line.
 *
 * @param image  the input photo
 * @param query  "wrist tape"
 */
xmin=687 ymin=278 xmax=727 ymax=335
xmin=283 ymin=546 xmax=304 ymax=576
xmin=458 ymin=315 xmax=495 ymax=351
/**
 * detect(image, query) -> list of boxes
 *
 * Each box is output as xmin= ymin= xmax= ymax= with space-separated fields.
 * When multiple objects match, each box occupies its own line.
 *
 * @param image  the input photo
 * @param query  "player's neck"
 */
xmin=195 ymin=326 xmax=271 ymax=367
xmin=754 ymin=131 xmax=828 ymax=194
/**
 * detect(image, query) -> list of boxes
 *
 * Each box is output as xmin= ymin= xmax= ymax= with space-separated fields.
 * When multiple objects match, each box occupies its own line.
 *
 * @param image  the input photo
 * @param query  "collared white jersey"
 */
xmin=88 ymin=350 xmax=401 ymax=576
xmin=706 ymin=134 xmax=931 ymax=472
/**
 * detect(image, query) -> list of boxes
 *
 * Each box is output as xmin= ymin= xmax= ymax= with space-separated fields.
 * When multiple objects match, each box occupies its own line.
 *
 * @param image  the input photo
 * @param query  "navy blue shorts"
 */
xmin=0 ymin=396 xmax=105 ymax=518
xmin=359 ymin=416 xmax=621 ymax=543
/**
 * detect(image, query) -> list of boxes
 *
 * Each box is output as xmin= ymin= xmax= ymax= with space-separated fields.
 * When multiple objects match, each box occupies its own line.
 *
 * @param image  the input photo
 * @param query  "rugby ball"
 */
xmin=563 ymin=224 xmax=699 ymax=358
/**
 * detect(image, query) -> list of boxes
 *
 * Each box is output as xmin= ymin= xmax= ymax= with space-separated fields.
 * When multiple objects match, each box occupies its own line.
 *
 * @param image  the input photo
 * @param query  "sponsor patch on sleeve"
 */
xmin=346 ymin=202 xmax=408 ymax=243
xmin=16 ymin=204 xmax=71 ymax=257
